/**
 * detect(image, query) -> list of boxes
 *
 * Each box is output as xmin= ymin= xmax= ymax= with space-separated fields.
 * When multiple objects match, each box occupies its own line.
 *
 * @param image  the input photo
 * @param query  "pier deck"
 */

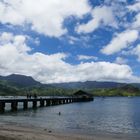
xmin=0 ymin=97 xmax=94 ymax=112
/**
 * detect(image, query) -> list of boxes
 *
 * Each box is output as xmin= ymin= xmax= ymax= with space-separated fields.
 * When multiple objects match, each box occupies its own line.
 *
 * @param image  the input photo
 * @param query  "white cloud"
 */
xmin=105 ymin=0 xmax=127 ymax=3
xmin=0 ymin=32 xmax=31 ymax=53
xmin=76 ymin=6 xmax=117 ymax=34
xmin=0 ymin=0 xmax=91 ymax=37
xmin=131 ymin=45 xmax=140 ymax=62
xmin=77 ymin=55 xmax=98 ymax=61
xmin=132 ymin=13 xmax=140 ymax=28
xmin=128 ymin=1 xmax=140 ymax=28
xmin=128 ymin=2 xmax=140 ymax=12
xmin=115 ymin=57 xmax=128 ymax=64
xmin=74 ymin=62 xmax=137 ymax=83
xmin=0 ymin=32 xmax=139 ymax=83
xmin=101 ymin=30 xmax=139 ymax=55
xmin=121 ymin=45 xmax=140 ymax=62
xmin=68 ymin=36 xmax=79 ymax=45
xmin=0 ymin=32 xmax=14 ymax=44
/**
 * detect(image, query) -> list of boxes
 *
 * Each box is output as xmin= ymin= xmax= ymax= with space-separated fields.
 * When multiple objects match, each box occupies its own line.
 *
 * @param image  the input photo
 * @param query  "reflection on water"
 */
xmin=0 ymin=97 xmax=140 ymax=136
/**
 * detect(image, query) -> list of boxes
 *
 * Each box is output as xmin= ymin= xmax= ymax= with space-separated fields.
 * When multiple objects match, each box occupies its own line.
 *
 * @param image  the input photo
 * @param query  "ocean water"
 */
xmin=0 ymin=97 xmax=140 ymax=136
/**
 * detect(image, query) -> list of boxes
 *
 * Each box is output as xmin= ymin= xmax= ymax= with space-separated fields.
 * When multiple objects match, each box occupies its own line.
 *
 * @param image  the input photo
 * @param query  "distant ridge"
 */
xmin=0 ymin=74 xmax=41 ymax=87
xmin=50 ymin=81 xmax=125 ymax=89
xmin=0 ymin=74 xmax=140 ymax=89
xmin=0 ymin=74 xmax=140 ymax=96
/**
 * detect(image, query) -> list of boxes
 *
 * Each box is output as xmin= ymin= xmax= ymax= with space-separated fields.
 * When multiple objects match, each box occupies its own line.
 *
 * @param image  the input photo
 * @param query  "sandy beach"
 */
xmin=0 ymin=124 xmax=139 ymax=140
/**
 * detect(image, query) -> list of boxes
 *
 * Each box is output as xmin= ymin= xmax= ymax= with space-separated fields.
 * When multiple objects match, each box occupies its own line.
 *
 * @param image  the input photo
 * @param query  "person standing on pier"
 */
xmin=33 ymin=94 xmax=37 ymax=99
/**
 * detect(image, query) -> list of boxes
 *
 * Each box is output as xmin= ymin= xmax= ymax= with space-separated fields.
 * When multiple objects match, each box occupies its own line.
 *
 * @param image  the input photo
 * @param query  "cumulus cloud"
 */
xmin=68 ymin=36 xmax=79 ymax=45
xmin=77 ymin=55 xmax=98 ymax=61
xmin=75 ymin=62 xmax=135 ymax=83
xmin=120 ymin=45 xmax=140 ymax=63
xmin=131 ymin=45 xmax=140 ymax=62
xmin=115 ymin=57 xmax=128 ymax=64
xmin=128 ymin=1 xmax=140 ymax=28
xmin=101 ymin=30 xmax=139 ymax=55
xmin=132 ymin=13 xmax=140 ymax=28
xmin=0 ymin=0 xmax=91 ymax=37
xmin=0 ymin=32 xmax=139 ymax=83
xmin=128 ymin=2 xmax=140 ymax=12
xmin=76 ymin=6 xmax=117 ymax=34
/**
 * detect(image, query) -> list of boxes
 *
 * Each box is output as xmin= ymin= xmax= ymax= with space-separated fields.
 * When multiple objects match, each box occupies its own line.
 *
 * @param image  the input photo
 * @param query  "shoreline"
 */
xmin=0 ymin=124 xmax=139 ymax=140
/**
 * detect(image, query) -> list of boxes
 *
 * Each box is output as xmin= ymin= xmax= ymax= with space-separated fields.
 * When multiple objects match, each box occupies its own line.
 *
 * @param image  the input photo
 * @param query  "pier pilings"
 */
xmin=0 ymin=96 xmax=94 ymax=112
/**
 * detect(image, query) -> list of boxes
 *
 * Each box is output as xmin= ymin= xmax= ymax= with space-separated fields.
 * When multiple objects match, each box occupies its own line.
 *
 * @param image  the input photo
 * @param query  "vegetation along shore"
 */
xmin=0 ymin=74 xmax=140 ymax=97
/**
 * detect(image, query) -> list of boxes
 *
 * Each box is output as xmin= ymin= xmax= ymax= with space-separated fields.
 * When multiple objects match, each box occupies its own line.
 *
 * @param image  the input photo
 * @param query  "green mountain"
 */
xmin=91 ymin=84 xmax=140 ymax=96
xmin=0 ymin=74 xmax=140 ymax=96
xmin=0 ymin=80 xmax=20 ymax=95
xmin=0 ymin=74 xmax=126 ymax=90
xmin=0 ymin=74 xmax=41 ymax=87
xmin=50 ymin=81 xmax=125 ymax=89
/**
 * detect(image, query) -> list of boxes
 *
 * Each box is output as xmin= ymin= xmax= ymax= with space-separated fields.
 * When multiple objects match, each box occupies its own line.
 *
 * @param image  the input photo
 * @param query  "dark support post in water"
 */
xmin=0 ymin=102 xmax=5 ymax=112
xmin=0 ymin=96 xmax=94 ymax=112
xmin=59 ymin=99 xmax=62 ymax=105
xmin=46 ymin=100 xmax=51 ymax=106
xmin=11 ymin=101 xmax=18 ymax=111
xmin=66 ymin=99 xmax=69 ymax=103
xmin=23 ymin=101 xmax=28 ymax=110
xmin=52 ymin=100 xmax=55 ymax=105
xmin=33 ymin=100 xmax=37 ymax=108
xmin=40 ymin=100 xmax=45 ymax=107
xmin=54 ymin=100 xmax=57 ymax=105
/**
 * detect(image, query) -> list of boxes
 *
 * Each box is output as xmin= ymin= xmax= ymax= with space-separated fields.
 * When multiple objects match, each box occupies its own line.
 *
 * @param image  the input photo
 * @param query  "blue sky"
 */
xmin=0 ymin=0 xmax=140 ymax=83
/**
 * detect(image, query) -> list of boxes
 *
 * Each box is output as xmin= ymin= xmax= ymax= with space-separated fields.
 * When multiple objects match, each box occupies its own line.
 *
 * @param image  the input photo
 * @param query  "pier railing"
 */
xmin=0 ymin=97 xmax=94 ymax=112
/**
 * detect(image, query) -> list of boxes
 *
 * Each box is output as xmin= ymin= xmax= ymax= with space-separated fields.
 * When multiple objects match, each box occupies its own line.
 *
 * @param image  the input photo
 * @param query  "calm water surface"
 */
xmin=0 ymin=97 xmax=140 ymax=136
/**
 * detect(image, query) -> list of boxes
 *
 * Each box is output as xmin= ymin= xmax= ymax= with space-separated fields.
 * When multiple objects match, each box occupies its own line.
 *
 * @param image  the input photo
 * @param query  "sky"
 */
xmin=0 ymin=0 xmax=140 ymax=84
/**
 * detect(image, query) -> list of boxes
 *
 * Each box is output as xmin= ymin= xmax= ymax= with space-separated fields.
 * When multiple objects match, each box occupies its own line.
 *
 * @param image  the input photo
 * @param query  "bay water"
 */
xmin=0 ymin=97 xmax=140 ymax=137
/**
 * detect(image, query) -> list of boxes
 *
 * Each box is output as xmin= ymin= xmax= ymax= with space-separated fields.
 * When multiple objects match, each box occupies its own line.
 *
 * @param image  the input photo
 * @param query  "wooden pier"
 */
xmin=0 ymin=97 xmax=94 ymax=112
